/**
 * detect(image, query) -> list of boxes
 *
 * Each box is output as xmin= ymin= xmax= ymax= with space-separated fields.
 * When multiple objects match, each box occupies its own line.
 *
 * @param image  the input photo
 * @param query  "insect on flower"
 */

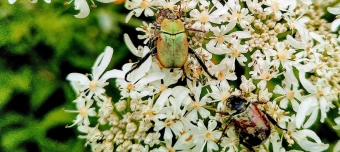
xmin=217 ymin=95 xmax=286 ymax=151
xmin=124 ymin=6 xmax=217 ymax=82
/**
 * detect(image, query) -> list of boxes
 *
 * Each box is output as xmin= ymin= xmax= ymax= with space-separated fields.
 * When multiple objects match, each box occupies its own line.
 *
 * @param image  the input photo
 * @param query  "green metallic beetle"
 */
xmin=125 ymin=8 xmax=217 ymax=82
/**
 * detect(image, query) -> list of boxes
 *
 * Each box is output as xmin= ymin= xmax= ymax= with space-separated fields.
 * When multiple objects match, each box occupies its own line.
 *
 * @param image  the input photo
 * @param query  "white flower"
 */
xmin=65 ymin=96 xmax=97 ymax=127
xmin=207 ymin=79 xmax=235 ymax=111
xmin=286 ymin=115 xmax=329 ymax=151
xmin=141 ymin=89 xmax=172 ymax=121
xmin=116 ymin=46 xmax=164 ymax=99
xmin=240 ymin=75 xmax=256 ymax=93
xmin=220 ymin=126 xmax=239 ymax=152
xmin=267 ymin=42 xmax=298 ymax=86
xmin=71 ymin=0 xmax=114 ymax=18
xmin=192 ymin=120 xmax=222 ymax=152
xmin=263 ymin=0 xmax=297 ymax=21
xmin=219 ymin=38 xmax=248 ymax=70
xmin=144 ymin=132 xmax=161 ymax=147
xmin=264 ymin=101 xmax=290 ymax=129
xmin=189 ymin=0 xmax=224 ymax=31
xmin=153 ymin=87 xmax=187 ymax=140
xmin=8 ymin=0 xmax=49 ymax=4
xmin=95 ymin=96 xmax=113 ymax=117
xmin=136 ymin=21 xmax=156 ymax=44
xmin=250 ymin=54 xmax=279 ymax=90
xmin=186 ymin=80 xmax=211 ymax=122
xmin=296 ymin=75 xmax=334 ymax=128
xmin=78 ymin=124 xmax=103 ymax=146
xmin=153 ymin=134 xmax=194 ymax=152
xmin=221 ymin=0 xmax=252 ymax=28
xmin=327 ymin=7 xmax=340 ymax=31
xmin=67 ymin=46 xmax=123 ymax=98
xmin=125 ymin=0 xmax=156 ymax=23
xmin=273 ymin=79 xmax=303 ymax=111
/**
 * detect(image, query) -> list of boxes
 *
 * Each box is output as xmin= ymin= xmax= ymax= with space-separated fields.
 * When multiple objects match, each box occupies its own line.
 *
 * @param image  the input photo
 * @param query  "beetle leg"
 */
xmin=188 ymin=49 xmax=218 ymax=80
xmin=262 ymin=110 xmax=287 ymax=131
xmin=219 ymin=118 xmax=233 ymax=141
xmin=125 ymin=47 xmax=157 ymax=82
xmin=186 ymin=27 xmax=206 ymax=33
xmin=181 ymin=67 xmax=193 ymax=81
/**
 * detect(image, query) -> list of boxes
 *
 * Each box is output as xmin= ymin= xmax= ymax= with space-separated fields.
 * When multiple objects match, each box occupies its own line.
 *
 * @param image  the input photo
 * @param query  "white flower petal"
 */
xmin=296 ymin=96 xmax=315 ymax=128
xmin=93 ymin=46 xmax=113 ymax=80
xmin=287 ymin=35 xmax=304 ymax=49
xmin=96 ymin=0 xmax=114 ymax=3
xmin=328 ymin=7 xmax=340 ymax=15
xmin=66 ymin=73 xmax=90 ymax=84
xmin=299 ymin=72 xmax=316 ymax=94
xmin=74 ymin=0 xmax=90 ymax=18
xmin=124 ymin=33 xmax=143 ymax=57
xmin=334 ymin=140 xmax=340 ymax=152
xmin=100 ymin=69 xmax=125 ymax=82
xmin=273 ymin=85 xmax=286 ymax=95
xmin=303 ymin=108 xmax=318 ymax=128
xmin=153 ymin=89 xmax=172 ymax=112
xmin=331 ymin=19 xmax=340 ymax=32
xmin=8 ymin=0 xmax=17 ymax=4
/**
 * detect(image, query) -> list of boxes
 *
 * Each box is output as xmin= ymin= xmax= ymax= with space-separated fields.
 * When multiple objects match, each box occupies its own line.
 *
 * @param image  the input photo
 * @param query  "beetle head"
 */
xmin=156 ymin=8 xmax=180 ymax=24
xmin=226 ymin=95 xmax=249 ymax=114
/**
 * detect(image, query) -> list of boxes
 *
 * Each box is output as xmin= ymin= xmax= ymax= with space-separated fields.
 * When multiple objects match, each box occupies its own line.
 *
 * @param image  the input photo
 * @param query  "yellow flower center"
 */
xmin=140 ymin=0 xmax=149 ymax=9
xmin=199 ymin=11 xmax=210 ymax=23
xmin=89 ymin=80 xmax=97 ymax=91
xmin=168 ymin=148 xmax=175 ymax=152
xmin=192 ymin=101 xmax=201 ymax=110
xmin=277 ymin=50 xmax=287 ymax=62
xmin=79 ymin=106 xmax=88 ymax=117
xmin=127 ymin=83 xmax=135 ymax=91
xmin=144 ymin=109 xmax=155 ymax=119
xmin=286 ymin=90 xmax=295 ymax=100
xmin=316 ymin=89 xmax=323 ymax=99
xmin=232 ymin=12 xmax=241 ymax=22
xmin=205 ymin=131 xmax=213 ymax=140
xmin=220 ymin=93 xmax=229 ymax=103
xmin=271 ymin=1 xmax=279 ymax=11
xmin=261 ymin=73 xmax=272 ymax=81
xmin=231 ymin=49 xmax=239 ymax=57
xmin=216 ymin=35 xmax=225 ymax=43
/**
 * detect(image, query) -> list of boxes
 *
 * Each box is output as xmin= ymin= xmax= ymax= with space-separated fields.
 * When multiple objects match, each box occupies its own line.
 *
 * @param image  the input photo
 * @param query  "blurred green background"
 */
xmin=0 ymin=0 xmax=145 ymax=151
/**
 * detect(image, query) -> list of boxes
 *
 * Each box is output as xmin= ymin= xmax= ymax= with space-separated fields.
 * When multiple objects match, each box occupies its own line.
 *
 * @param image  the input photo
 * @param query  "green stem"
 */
xmin=325 ymin=118 xmax=340 ymax=138
xmin=277 ymin=30 xmax=293 ymax=41
xmin=326 ymin=0 xmax=340 ymax=8
xmin=202 ymin=106 xmax=216 ymax=111
xmin=127 ymin=96 xmax=131 ymax=112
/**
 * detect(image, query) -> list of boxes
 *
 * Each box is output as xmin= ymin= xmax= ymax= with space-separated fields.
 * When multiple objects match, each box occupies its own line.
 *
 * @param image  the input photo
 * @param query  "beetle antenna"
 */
xmin=188 ymin=48 xmax=217 ymax=80
xmin=178 ymin=4 xmax=182 ymax=18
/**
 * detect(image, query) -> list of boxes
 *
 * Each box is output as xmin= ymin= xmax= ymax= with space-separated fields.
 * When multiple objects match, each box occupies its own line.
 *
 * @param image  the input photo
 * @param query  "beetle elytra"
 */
xmin=217 ymin=95 xmax=286 ymax=151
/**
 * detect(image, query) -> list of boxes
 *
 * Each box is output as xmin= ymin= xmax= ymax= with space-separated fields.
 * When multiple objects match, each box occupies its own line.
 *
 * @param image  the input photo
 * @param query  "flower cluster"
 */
xmin=63 ymin=0 xmax=340 ymax=151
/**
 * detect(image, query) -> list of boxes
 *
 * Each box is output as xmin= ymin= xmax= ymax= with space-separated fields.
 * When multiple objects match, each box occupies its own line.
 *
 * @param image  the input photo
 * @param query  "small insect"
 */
xmin=217 ymin=95 xmax=286 ymax=151
xmin=124 ymin=7 xmax=217 ymax=82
